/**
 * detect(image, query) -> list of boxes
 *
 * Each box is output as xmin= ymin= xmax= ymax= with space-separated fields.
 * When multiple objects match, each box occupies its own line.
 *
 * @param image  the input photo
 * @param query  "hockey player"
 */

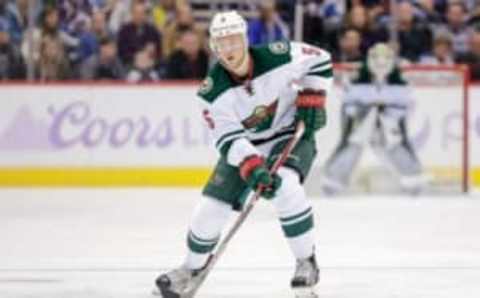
xmin=322 ymin=43 xmax=426 ymax=195
xmin=154 ymin=10 xmax=333 ymax=298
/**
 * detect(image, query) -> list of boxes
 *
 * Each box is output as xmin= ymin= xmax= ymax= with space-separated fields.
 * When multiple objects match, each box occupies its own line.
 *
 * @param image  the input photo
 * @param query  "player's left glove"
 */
xmin=295 ymin=89 xmax=326 ymax=139
xmin=239 ymin=155 xmax=282 ymax=199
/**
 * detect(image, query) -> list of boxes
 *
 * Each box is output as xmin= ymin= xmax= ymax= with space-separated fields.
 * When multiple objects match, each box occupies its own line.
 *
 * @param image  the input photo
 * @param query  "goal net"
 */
xmin=306 ymin=64 xmax=470 ymax=195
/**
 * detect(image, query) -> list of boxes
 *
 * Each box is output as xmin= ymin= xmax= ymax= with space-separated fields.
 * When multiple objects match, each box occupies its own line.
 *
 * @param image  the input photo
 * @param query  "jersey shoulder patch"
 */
xmin=197 ymin=62 xmax=236 ymax=104
xmin=268 ymin=40 xmax=290 ymax=55
xmin=250 ymin=40 xmax=292 ymax=78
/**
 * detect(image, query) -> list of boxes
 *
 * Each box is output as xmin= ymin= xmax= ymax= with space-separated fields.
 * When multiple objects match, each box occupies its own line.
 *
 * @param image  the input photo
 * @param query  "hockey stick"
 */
xmin=187 ymin=121 xmax=306 ymax=297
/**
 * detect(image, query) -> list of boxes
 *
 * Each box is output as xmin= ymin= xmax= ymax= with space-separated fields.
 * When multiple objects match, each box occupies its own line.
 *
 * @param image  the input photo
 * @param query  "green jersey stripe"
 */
xmin=250 ymin=128 xmax=295 ymax=146
xmin=310 ymin=63 xmax=332 ymax=73
xmin=188 ymin=236 xmax=217 ymax=254
xmin=280 ymin=207 xmax=313 ymax=223
xmin=282 ymin=214 xmax=314 ymax=238
xmin=309 ymin=60 xmax=331 ymax=71
xmin=307 ymin=68 xmax=333 ymax=78
xmin=281 ymin=210 xmax=313 ymax=226
xmin=215 ymin=129 xmax=246 ymax=149
xmin=188 ymin=231 xmax=219 ymax=245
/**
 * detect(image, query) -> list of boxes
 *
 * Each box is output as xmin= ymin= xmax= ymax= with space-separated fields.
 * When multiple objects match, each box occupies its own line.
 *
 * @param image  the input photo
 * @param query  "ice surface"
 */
xmin=0 ymin=188 xmax=479 ymax=298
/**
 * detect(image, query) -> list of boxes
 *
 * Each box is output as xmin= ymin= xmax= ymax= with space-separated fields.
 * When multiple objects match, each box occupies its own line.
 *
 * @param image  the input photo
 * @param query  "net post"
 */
xmin=461 ymin=64 xmax=471 ymax=193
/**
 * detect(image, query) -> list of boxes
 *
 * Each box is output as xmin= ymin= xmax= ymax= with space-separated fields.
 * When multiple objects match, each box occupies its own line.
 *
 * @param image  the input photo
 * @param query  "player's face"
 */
xmin=213 ymin=34 xmax=247 ymax=71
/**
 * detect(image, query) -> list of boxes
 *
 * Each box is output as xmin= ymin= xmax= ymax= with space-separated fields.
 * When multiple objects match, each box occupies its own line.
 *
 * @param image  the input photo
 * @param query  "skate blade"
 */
xmin=152 ymin=287 xmax=193 ymax=298
xmin=293 ymin=286 xmax=319 ymax=298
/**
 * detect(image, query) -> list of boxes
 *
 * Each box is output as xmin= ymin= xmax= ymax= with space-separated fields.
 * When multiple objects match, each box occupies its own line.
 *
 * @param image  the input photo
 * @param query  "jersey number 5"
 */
xmin=302 ymin=45 xmax=322 ymax=56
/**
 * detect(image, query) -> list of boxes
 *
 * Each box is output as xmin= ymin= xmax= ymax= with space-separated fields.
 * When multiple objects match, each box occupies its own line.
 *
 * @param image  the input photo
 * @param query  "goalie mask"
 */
xmin=367 ymin=43 xmax=396 ymax=84
xmin=209 ymin=11 xmax=249 ymax=74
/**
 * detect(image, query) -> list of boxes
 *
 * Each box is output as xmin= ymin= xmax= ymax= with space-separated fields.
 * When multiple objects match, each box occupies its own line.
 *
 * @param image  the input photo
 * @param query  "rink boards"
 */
xmin=0 ymin=82 xmax=478 ymax=188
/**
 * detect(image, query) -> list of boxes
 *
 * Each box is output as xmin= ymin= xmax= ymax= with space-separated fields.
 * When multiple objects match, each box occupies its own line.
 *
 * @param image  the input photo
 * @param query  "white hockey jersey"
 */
xmin=197 ymin=41 xmax=333 ymax=167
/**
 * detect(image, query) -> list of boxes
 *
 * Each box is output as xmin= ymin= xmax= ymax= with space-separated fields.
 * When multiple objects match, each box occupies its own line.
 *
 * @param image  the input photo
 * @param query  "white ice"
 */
xmin=0 ymin=188 xmax=479 ymax=298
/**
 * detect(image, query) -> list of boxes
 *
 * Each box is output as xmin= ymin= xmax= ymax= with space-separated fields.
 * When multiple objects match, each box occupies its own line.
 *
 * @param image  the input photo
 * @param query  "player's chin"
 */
xmin=224 ymin=60 xmax=239 ymax=71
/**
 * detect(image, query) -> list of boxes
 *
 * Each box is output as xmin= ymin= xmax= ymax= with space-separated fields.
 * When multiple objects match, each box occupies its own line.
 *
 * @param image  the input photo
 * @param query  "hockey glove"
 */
xmin=239 ymin=155 xmax=282 ymax=199
xmin=295 ymin=89 xmax=326 ymax=139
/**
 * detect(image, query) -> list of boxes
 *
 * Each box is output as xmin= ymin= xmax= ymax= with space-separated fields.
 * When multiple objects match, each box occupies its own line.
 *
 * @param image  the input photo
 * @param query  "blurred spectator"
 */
xmin=326 ymin=5 xmax=387 ymax=54
xmin=247 ymin=0 xmax=289 ymax=46
xmin=435 ymin=2 xmax=470 ymax=55
xmin=347 ymin=0 xmax=387 ymax=10
xmin=76 ymin=10 xmax=112 ymax=62
xmin=367 ymin=2 xmax=387 ymax=25
xmin=464 ymin=0 xmax=477 ymax=12
xmin=302 ymin=1 xmax=325 ymax=48
xmin=456 ymin=30 xmax=480 ymax=81
xmin=89 ymin=0 xmax=118 ymax=12
xmin=162 ymin=3 xmax=202 ymax=59
xmin=469 ymin=5 xmax=480 ymax=27
xmin=275 ymin=0 xmax=296 ymax=28
xmin=126 ymin=47 xmax=159 ymax=82
xmin=79 ymin=36 xmax=125 ymax=80
xmin=91 ymin=9 xmax=111 ymax=39
xmin=108 ymin=0 xmax=132 ymax=34
xmin=117 ymin=1 xmax=162 ymax=66
xmin=413 ymin=0 xmax=443 ymax=23
xmin=419 ymin=32 xmax=454 ymax=65
xmin=0 ymin=17 xmax=26 ymax=79
xmin=165 ymin=29 xmax=208 ymax=79
xmin=151 ymin=0 xmax=177 ymax=33
xmin=333 ymin=28 xmax=363 ymax=62
xmin=349 ymin=4 xmax=368 ymax=25
xmin=55 ymin=0 xmax=93 ymax=64
xmin=319 ymin=0 xmax=347 ymax=27
xmin=36 ymin=35 xmax=72 ymax=81
xmin=396 ymin=1 xmax=432 ymax=62
xmin=21 ymin=6 xmax=77 ymax=65
xmin=58 ymin=0 xmax=93 ymax=34
xmin=0 ymin=0 xmax=9 ymax=20
xmin=5 ymin=0 xmax=30 ymax=45
xmin=302 ymin=0 xmax=346 ymax=38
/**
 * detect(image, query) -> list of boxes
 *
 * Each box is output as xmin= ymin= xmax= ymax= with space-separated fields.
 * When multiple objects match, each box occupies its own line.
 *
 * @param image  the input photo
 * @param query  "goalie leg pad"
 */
xmin=376 ymin=111 xmax=422 ymax=176
xmin=322 ymin=142 xmax=363 ymax=193
xmin=321 ymin=104 xmax=377 ymax=194
xmin=384 ymin=142 xmax=422 ymax=176
xmin=374 ymin=110 xmax=426 ymax=193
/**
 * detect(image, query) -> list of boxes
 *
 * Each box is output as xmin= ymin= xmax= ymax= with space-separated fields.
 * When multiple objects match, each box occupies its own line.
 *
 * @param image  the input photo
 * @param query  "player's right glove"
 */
xmin=239 ymin=155 xmax=282 ymax=199
xmin=295 ymin=89 xmax=326 ymax=139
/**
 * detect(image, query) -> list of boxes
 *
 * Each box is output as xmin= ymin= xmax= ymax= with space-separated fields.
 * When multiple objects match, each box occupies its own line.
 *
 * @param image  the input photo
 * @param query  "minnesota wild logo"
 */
xmin=198 ymin=77 xmax=213 ymax=95
xmin=242 ymin=100 xmax=278 ymax=132
xmin=269 ymin=41 xmax=289 ymax=55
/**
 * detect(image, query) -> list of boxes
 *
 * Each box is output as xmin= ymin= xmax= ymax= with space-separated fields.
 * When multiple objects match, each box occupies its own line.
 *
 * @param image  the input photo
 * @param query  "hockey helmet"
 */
xmin=367 ymin=43 xmax=396 ymax=83
xmin=209 ymin=10 xmax=248 ymax=53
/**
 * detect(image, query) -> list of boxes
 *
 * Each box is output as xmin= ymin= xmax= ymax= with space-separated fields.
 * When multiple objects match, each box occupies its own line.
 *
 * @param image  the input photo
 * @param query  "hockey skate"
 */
xmin=153 ymin=265 xmax=204 ymax=298
xmin=291 ymin=255 xmax=319 ymax=298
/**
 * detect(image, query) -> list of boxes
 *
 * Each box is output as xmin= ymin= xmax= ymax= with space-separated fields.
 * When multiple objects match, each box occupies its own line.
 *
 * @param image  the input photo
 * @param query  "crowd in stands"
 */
xmin=305 ymin=0 xmax=480 ymax=80
xmin=0 ymin=0 xmax=479 ymax=82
